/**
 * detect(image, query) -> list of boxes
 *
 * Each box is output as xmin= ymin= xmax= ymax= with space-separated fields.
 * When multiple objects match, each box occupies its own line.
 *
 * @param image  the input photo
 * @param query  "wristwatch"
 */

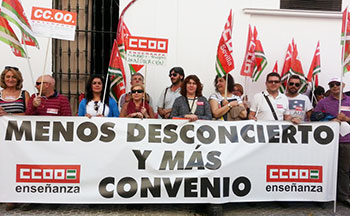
xmin=228 ymin=103 xmax=232 ymax=109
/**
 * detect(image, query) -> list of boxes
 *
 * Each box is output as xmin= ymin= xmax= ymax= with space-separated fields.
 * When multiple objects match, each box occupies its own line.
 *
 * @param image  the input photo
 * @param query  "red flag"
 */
xmin=307 ymin=41 xmax=320 ymax=87
xmin=215 ymin=10 xmax=234 ymax=77
xmin=341 ymin=7 xmax=350 ymax=74
xmin=272 ymin=61 xmax=278 ymax=73
xmin=251 ymin=26 xmax=267 ymax=82
xmin=0 ymin=16 xmax=26 ymax=57
xmin=240 ymin=25 xmax=255 ymax=77
xmin=108 ymin=40 xmax=126 ymax=102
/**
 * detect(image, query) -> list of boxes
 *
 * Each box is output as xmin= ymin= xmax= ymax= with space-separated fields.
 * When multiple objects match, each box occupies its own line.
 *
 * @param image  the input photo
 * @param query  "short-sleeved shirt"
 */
xmin=287 ymin=94 xmax=313 ymax=121
xmin=157 ymin=86 xmax=181 ymax=110
xmin=209 ymin=92 xmax=242 ymax=120
xmin=250 ymin=90 xmax=290 ymax=121
xmin=314 ymin=94 xmax=350 ymax=143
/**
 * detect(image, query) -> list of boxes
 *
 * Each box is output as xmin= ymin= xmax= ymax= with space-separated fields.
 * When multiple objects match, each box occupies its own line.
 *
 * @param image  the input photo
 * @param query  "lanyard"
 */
xmin=186 ymin=97 xmax=197 ymax=114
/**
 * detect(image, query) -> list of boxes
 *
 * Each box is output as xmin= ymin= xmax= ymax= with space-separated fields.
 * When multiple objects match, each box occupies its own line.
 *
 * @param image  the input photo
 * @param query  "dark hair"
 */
xmin=85 ymin=74 xmax=109 ymax=105
xmin=169 ymin=67 xmax=185 ymax=81
xmin=314 ymin=86 xmax=325 ymax=96
xmin=266 ymin=72 xmax=281 ymax=82
xmin=288 ymin=75 xmax=301 ymax=82
xmin=180 ymin=75 xmax=203 ymax=97
xmin=214 ymin=74 xmax=234 ymax=93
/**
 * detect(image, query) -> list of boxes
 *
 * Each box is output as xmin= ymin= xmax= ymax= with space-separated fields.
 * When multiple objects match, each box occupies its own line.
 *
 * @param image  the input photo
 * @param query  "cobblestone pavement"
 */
xmin=0 ymin=202 xmax=349 ymax=216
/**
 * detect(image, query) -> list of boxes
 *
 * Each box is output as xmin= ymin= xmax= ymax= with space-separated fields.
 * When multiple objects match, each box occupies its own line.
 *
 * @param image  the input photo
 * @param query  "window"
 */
xmin=280 ymin=0 xmax=342 ymax=12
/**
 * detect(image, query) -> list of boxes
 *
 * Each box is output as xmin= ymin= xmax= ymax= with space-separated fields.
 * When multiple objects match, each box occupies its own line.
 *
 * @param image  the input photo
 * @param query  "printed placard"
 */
xmin=31 ymin=7 xmax=77 ymax=41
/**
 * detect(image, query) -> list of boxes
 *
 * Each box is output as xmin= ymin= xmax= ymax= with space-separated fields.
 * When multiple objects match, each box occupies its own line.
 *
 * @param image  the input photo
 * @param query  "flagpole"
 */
xmin=23 ymin=38 xmax=37 ymax=95
xmin=224 ymin=73 xmax=228 ymax=100
xmin=101 ymin=72 xmax=109 ymax=116
xmin=39 ymin=38 xmax=51 ymax=96
xmin=143 ymin=65 xmax=148 ymax=108
xmin=339 ymin=8 xmax=348 ymax=114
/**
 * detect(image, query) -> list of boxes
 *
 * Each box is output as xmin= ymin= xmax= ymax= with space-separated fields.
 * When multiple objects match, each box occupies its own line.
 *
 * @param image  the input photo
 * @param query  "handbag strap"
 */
xmin=262 ymin=92 xmax=278 ymax=120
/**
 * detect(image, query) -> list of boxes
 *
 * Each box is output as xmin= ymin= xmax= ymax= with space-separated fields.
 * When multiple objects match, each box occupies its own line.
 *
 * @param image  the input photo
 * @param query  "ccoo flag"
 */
xmin=0 ymin=16 xmax=26 ymax=57
xmin=240 ymin=25 xmax=255 ymax=77
xmin=251 ymin=26 xmax=267 ymax=82
xmin=307 ymin=41 xmax=320 ymax=87
xmin=215 ymin=10 xmax=234 ymax=77
xmin=341 ymin=7 xmax=350 ymax=74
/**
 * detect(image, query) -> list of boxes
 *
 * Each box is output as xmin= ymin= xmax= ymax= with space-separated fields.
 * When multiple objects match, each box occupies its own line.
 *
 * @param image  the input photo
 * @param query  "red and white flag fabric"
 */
xmin=240 ymin=25 xmax=255 ymax=77
xmin=307 ymin=41 xmax=320 ymax=87
xmin=272 ymin=60 xmax=278 ymax=73
xmin=0 ymin=15 xmax=26 ymax=57
xmin=341 ymin=7 xmax=350 ymax=74
xmin=117 ymin=19 xmax=144 ymax=75
xmin=108 ymin=39 xmax=126 ymax=102
xmin=251 ymin=26 xmax=267 ymax=82
xmin=0 ymin=0 xmax=39 ymax=48
xmin=280 ymin=40 xmax=307 ymax=92
xmin=240 ymin=25 xmax=267 ymax=81
xmin=215 ymin=10 xmax=234 ymax=77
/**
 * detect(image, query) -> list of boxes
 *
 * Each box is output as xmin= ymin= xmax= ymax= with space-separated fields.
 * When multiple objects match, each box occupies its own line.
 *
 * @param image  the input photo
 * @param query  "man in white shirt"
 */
xmin=249 ymin=72 xmax=294 ymax=122
xmin=285 ymin=75 xmax=313 ymax=121
xmin=157 ymin=67 xmax=184 ymax=119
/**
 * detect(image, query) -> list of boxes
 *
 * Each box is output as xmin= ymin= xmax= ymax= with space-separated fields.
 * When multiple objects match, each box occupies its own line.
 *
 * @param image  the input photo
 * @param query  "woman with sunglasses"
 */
xmin=120 ymin=84 xmax=155 ymax=118
xmin=170 ymin=75 xmax=212 ymax=121
xmin=78 ymin=75 xmax=119 ymax=117
xmin=0 ymin=66 xmax=29 ymax=117
xmin=209 ymin=74 xmax=246 ymax=121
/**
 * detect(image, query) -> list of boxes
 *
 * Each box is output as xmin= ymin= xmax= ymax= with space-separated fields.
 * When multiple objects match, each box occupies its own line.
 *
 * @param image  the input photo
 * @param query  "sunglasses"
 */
xmin=329 ymin=82 xmax=341 ymax=88
xmin=131 ymin=89 xmax=144 ymax=94
xmin=169 ymin=73 xmax=178 ymax=77
xmin=5 ymin=66 xmax=19 ymax=71
xmin=267 ymin=80 xmax=280 ymax=84
xmin=288 ymin=82 xmax=301 ymax=87
xmin=36 ymin=82 xmax=47 ymax=85
xmin=94 ymin=101 xmax=99 ymax=112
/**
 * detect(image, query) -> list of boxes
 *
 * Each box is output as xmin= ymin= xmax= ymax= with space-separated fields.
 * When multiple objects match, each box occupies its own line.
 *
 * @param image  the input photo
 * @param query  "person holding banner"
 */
xmin=209 ymin=74 xmax=246 ymax=121
xmin=248 ymin=72 xmax=293 ymax=122
xmin=25 ymin=75 xmax=72 ymax=116
xmin=170 ymin=75 xmax=212 ymax=121
xmin=78 ymin=75 xmax=119 ymax=118
xmin=157 ymin=67 xmax=184 ymax=119
xmin=314 ymin=77 xmax=350 ymax=207
xmin=120 ymin=84 xmax=155 ymax=119
xmin=0 ymin=66 xmax=29 ymax=116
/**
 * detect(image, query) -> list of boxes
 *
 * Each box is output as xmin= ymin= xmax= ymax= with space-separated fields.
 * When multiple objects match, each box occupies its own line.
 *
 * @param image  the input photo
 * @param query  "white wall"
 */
xmin=0 ymin=0 xmax=52 ymax=94
xmin=121 ymin=0 xmax=350 ymax=104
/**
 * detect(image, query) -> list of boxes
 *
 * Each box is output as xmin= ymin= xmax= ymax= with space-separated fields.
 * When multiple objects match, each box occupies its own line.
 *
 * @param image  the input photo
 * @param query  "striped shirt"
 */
xmin=25 ymin=92 xmax=72 ymax=116
xmin=0 ymin=90 xmax=25 ymax=113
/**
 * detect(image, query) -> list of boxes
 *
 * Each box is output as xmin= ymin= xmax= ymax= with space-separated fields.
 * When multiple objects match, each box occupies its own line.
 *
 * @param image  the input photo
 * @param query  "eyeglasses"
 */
xmin=94 ymin=101 xmax=99 ymax=112
xmin=36 ymin=82 xmax=47 ymax=85
xmin=5 ymin=66 xmax=19 ymax=71
xmin=329 ymin=82 xmax=341 ymax=88
xmin=288 ymin=82 xmax=301 ymax=87
xmin=92 ymin=81 xmax=102 ymax=85
xmin=169 ymin=73 xmax=178 ymax=77
xmin=131 ymin=89 xmax=144 ymax=94
xmin=267 ymin=80 xmax=280 ymax=84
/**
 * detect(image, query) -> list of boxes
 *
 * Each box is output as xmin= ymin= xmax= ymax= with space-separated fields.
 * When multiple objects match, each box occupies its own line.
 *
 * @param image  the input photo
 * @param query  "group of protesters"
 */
xmin=1 ymin=65 xmax=350 ymax=211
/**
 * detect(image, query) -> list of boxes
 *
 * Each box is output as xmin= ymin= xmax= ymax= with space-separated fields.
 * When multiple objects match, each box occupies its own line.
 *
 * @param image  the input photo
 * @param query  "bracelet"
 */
xmin=227 ymin=104 xmax=232 ymax=109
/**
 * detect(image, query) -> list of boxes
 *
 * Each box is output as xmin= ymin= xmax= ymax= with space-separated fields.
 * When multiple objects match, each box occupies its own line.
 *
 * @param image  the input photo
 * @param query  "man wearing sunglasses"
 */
xmin=118 ymin=73 xmax=154 ymax=111
xmin=285 ymin=75 xmax=312 ymax=122
xmin=249 ymin=72 xmax=291 ymax=121
xmin=25 ymin=75 xmax=72 ymax=116
xmin=157 ymin=67 xmax=184 ymax=119
xmin=314 ymin=77 xmax=350 ymax=207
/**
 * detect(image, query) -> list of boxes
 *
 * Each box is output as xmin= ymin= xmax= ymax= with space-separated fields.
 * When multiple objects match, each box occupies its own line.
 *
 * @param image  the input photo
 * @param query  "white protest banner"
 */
xmin=0 ymin=116 xmax=338 ymax=203
xmin=125 ymin=35 xmax=168 ymax=66
xmin=30 ymin=7 xmax=77 ymax=41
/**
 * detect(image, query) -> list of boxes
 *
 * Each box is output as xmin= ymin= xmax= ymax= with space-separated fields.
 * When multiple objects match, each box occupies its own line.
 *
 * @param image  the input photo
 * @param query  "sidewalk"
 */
xmin=1 ymin=202 xmax=349 ymax=216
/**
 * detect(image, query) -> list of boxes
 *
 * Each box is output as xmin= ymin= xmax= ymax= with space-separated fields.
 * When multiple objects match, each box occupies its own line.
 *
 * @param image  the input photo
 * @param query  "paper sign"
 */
xmin=30 ymin=7 xmax=77 ymax=41
xmin=125 ymin=36 xmax=168 ymax=66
